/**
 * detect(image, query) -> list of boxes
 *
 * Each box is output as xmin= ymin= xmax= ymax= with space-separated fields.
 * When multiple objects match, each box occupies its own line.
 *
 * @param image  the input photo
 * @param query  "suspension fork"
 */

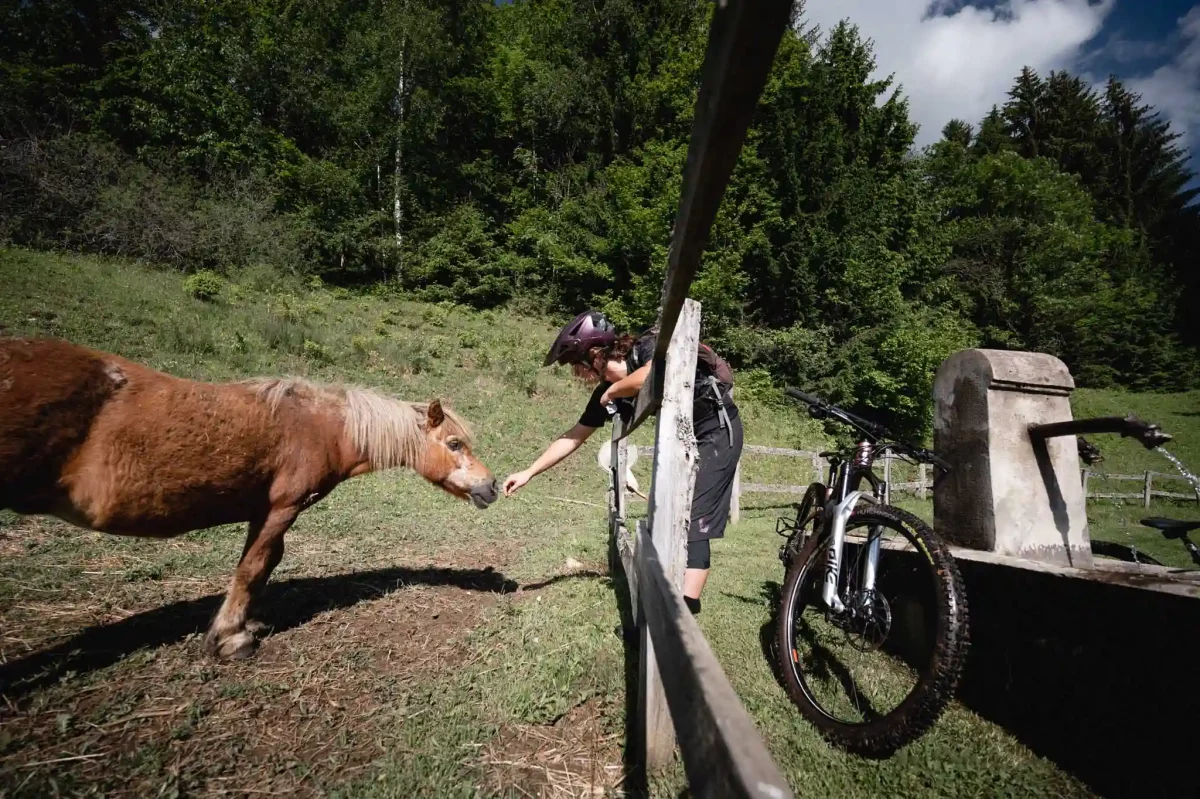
xmin=822 ymin=489 xmax=867 ymax=613
xmin=821 ymin=463 xmax=884 ymax=615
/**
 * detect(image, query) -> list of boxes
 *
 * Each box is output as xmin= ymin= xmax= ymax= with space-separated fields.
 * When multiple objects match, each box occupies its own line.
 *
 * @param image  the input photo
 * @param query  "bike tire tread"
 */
xmin=774 ymin=502 xmax=970 ymax=756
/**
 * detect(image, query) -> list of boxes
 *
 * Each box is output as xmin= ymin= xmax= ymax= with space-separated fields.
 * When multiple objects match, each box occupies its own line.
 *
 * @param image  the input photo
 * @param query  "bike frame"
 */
xmin=817 ymin=443 xmax=886 ymax=616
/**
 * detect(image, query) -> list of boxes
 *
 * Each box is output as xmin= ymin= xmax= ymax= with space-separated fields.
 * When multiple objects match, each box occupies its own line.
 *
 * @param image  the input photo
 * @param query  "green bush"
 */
xmin=0 ymin=134 xmax=305 ymax=273
xmin=302 ymin=339 xmax=332 ymax=362
xmin=184 ymin=270 xmax=224 ymax=301
xmin=421 ymin=306 xmax=450 ymax=327
xmin=351 ymin=335 xmax=372 ymax=360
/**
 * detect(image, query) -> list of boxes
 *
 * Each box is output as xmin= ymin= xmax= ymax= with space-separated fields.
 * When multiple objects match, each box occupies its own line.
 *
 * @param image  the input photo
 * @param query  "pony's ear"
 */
xmin=427 ymin=399 xmax=446 ymax=429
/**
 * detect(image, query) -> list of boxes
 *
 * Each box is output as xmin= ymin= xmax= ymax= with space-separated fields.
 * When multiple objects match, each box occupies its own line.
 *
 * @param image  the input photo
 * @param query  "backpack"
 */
xmin=627 ymin=328 xmax=734 ymax=410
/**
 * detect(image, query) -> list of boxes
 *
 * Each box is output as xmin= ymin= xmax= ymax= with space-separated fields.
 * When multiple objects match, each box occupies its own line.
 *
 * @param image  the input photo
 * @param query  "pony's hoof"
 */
xmin=217 ymin=630 xmax=258 ymax=661
xmin=203 ymin=629 xmax=259 ymax=661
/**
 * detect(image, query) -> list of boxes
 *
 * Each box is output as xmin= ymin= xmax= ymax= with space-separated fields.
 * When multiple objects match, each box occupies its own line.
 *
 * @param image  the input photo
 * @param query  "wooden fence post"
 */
xmin=640 ymin=298 xmax=702 ymax=769
xmin=918 ymin=463 xmax=928 ymax=500
xmin=1081 ymin=468 xmax=1090 ymax=501
xmin=1144 ymin=471 xmax=1153 ymax=509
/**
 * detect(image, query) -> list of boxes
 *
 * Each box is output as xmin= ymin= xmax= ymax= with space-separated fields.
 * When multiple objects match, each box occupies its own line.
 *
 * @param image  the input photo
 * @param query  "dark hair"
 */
xmin=586 ymin=334 xmax=636 ymax=373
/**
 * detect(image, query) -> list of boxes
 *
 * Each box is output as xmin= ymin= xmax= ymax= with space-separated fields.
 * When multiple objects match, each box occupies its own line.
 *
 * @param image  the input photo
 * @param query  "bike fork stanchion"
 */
xmin=859 ymin=524 xmax=883 ymax=608
xmin=822 ymin=491 xmax=865 ymax=613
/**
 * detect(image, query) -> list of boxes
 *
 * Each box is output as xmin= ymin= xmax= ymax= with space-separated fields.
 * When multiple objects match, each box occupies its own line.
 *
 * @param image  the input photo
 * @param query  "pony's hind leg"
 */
xmin=205 ymin=505 xmax=299 ymax=660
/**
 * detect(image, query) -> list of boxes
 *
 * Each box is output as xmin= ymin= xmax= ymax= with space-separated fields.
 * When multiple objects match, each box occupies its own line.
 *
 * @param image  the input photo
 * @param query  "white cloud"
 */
xmin=799 ymin=0 xmax=1116 ymax=146
xmin=1126 ymin=7 xmax=1200 ymax=154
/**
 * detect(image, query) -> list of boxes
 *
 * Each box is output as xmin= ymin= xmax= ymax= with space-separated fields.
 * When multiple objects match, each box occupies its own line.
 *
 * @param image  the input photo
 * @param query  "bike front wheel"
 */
xmin=775 ymin=503 xmax=969 ymax=756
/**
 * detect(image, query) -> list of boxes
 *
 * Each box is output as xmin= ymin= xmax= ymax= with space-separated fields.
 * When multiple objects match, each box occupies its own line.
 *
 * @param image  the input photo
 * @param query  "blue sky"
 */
xmin=800 ymin=0 xmax=1200 ymax=163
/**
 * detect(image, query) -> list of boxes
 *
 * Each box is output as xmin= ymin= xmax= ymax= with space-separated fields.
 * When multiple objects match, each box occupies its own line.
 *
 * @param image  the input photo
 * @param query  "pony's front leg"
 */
xmin=205 ymin=505 xmax=299 ymax=660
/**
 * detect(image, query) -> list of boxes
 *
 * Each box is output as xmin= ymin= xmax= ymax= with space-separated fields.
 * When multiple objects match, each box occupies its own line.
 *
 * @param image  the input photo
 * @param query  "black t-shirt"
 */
xmin=579 ymin=381 xmax=617 ymax=428
xmin=576 ymin=334 xmax=738 ymax=434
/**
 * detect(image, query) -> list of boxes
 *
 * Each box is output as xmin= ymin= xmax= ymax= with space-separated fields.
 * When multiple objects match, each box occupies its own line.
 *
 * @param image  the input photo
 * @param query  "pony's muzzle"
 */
xmin=470 ymin=478 xmax=500 ymax=509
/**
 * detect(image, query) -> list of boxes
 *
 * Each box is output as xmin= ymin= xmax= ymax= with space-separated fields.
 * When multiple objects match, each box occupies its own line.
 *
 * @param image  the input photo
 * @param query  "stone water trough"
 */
xmin=918 ymin=350 xmax=1197 ymax=797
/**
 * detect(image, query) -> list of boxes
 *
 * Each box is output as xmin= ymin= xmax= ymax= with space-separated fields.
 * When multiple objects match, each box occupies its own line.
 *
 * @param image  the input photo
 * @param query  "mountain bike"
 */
xmin=773 ymin=389 xmax=969 ymax=756
xmin=1090 ymin=517 xmax=1200 ymax=567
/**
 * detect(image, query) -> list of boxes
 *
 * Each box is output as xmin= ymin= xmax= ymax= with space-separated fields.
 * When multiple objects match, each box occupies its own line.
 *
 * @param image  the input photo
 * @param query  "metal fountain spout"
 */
xmin=1028 ymin=414 xmax=1173 ymax=450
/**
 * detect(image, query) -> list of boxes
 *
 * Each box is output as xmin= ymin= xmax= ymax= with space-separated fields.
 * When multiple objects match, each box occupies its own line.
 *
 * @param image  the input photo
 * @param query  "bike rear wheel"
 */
xmin=1090 ymin=539 xmax=1165 ymax=566
xmin=775 ymin=503 xmax=969 ymax=756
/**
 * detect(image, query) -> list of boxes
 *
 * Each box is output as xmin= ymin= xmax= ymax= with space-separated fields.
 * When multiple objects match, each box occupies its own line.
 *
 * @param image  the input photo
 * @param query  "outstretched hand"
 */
xmin=503 ymin=470 xmax=532 ymax=497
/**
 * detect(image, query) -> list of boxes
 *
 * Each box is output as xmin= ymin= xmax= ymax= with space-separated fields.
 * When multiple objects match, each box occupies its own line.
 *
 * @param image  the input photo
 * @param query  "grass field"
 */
xmin=1 ymin=247 xmax=1195 ymax=797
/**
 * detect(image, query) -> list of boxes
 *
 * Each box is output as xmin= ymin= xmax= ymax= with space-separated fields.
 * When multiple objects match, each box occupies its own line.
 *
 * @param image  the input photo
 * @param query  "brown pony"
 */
xmin=0 ymin=337 xmax=499 ymax=660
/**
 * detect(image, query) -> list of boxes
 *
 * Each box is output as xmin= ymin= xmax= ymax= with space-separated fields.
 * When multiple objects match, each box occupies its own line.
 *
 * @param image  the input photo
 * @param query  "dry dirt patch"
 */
xmin=480 ymin=696 xmax=627 ymax=798
xmin=0 ymin=560 xmax=519 ymax=797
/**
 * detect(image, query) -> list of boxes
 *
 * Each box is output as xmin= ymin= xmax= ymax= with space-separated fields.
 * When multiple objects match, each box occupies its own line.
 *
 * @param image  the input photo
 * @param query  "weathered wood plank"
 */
xmin=1084 ymin=471 xmax=1198 ymax=483
xmin=618 ymin=0 xmax=794 ymax=438
xmin=651 ymin=0 xmax=794 ymax=363
xmin=745 ymin=444 xmax=817 ymax=458
xmin=640 ymin=298 xmax=702 ymax=768
xmin=741 ymin=483 xmax=810 ymax=495
xmin=1151 ymin=471 xmax=1200 ymax=482
xmin=635 ymin=523 xmax=796 ymax=799
xmin=618 ymin=521 xmax=639 ymax=611
xmin=616 ymin=422 xmax=628 ymax=522
xmin=1151 ymin=490 xmax=1200 ymax=501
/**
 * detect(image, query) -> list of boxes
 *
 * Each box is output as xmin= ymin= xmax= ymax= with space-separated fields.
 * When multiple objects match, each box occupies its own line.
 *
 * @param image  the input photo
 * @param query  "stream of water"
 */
xmin=1154 ymin=446 xmax=1200 ymax=495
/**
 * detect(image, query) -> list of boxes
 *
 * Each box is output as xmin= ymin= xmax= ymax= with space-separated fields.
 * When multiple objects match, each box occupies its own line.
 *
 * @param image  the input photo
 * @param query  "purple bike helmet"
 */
xmin=543 ymin=310 xmax=617 ymax=367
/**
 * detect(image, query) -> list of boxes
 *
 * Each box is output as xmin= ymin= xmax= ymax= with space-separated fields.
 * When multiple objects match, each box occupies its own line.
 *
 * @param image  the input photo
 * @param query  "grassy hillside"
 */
xmin=5 ymin=247 xmax=1188 ymax=796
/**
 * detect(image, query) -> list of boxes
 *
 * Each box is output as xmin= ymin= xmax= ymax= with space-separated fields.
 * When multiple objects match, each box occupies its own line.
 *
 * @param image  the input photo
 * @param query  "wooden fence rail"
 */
xmin=716 ymin=449 xmax=1199 ymax=515
xmin=600 ymin=0 xmax=797 ymax=793
xmin=608 ymin=301 xmax=793 ymax=796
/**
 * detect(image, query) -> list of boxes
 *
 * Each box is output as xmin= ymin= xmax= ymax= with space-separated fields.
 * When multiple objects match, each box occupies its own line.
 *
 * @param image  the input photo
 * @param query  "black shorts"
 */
xmin=688 ymin=411 xmax=744 ymax=543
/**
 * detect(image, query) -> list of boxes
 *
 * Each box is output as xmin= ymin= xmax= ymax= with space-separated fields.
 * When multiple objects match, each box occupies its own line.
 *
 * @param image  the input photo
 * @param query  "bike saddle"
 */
xmin=1139 ymin=517 xmax=1200 ymax=539
xmin=818 ymin=451 xmax=840 ymax=459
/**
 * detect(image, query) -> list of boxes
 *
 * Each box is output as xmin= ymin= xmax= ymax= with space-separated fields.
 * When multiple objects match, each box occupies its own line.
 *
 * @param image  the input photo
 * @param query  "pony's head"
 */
xmin=415 ymin=400 xmax=498 ymax=509
xmin=258 ymin=379 xmax=500 ymax=509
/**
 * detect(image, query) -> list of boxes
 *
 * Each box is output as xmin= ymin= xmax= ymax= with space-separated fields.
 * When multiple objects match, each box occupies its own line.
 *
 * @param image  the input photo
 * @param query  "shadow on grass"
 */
xmin=720 ymin=580 xmax=785 ymax=692
xmin=0 ymin=564 xmax=607 ymax=703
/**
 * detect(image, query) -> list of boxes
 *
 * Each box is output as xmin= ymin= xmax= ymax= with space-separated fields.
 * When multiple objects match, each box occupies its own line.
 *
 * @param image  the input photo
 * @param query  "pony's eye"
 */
xmin=446 ymin=439 xmax=462 ymax=452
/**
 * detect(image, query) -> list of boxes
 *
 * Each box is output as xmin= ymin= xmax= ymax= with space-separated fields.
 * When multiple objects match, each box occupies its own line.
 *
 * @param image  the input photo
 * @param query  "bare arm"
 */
xmin=504 ymin=423 xmax=599 ymax=496
xmin=601 ymin=361 xmax=652 ymax=403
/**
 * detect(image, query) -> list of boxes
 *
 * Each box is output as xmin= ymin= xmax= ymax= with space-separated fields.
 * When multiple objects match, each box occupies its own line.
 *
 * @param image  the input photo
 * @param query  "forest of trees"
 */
xmin=2 ymin=0 xmax=1197 ymax=435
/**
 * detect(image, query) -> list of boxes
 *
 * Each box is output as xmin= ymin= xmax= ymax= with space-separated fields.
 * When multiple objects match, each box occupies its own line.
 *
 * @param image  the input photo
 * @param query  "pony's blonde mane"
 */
xmin=242 ymin=377 xmax=473 ymax=471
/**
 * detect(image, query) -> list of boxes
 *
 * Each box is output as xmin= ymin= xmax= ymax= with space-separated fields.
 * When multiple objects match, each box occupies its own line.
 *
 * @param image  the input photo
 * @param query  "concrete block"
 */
xmin=933 ymin=349 xmax=1092 ymax=568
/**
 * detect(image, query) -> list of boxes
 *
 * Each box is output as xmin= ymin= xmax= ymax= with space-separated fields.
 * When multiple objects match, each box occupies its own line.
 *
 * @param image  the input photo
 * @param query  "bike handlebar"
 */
xmin=784 ymin=388 xmax=822 ymax=406
xmin=785 ymin=388 xmax=890 ymax=439
xmin=784 ymin=387 xmax=952 ymax=472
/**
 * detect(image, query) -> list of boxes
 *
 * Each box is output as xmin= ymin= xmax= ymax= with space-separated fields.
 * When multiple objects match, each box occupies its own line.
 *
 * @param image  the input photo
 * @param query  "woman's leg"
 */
xmin=685 ymin=415 xmax=744 ymax=614
xmin=685 ymin=539 xmax=711 ymax=607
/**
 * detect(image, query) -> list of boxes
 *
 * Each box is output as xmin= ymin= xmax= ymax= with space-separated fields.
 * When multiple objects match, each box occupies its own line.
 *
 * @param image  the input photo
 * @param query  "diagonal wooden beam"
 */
xmin=620 ymin=0 xmax=794 ymax=438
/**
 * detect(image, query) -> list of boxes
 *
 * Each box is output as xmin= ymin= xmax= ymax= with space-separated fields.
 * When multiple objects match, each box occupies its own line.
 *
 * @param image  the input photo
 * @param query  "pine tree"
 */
xmin=971 ymin=106 xmax=1010 ymax=156
xmin=1002 ymin=67 xmax=1045 ymax=158
xmin=941 ymin=119 xmax=973 ymax=148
